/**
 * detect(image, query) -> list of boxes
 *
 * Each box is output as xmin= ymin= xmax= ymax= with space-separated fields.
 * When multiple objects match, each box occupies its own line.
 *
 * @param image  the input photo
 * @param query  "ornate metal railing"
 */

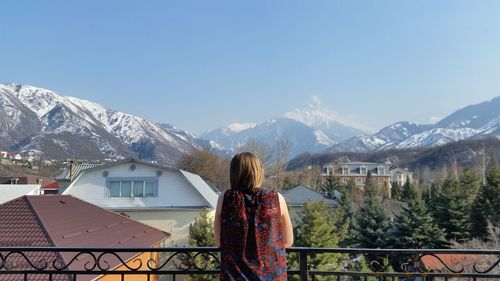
xmin=0 ymin=247 xmax=499 ymax=280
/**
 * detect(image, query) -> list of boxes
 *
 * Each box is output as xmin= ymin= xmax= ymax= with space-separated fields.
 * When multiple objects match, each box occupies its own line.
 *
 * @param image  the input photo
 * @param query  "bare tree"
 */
xmin=268 ymin=139 xmax=290 ymax=190
xmin=240 ymin=139 xmax=273 ymax=166
xmin=177 ymin=149 xmax=230 ymax=191
xmin=476 ymin=143 xmax=491 ymax=185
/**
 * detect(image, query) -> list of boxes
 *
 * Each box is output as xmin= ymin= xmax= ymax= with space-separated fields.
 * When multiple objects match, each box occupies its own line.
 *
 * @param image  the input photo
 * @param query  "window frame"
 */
xmin=106 ymin=177 xmax=158 ymax=198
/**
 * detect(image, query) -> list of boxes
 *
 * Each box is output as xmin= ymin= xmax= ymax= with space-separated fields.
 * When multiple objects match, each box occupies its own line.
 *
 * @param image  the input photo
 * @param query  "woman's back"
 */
xmin=220 ymin=188 xmax=287 ymax=281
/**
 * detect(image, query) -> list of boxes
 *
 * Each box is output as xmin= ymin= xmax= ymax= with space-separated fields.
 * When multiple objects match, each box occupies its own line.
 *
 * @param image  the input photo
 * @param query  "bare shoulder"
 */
xmin=276 ymin=192 xmax=289 ymax=216
xmin=215 ymin=192 xmax=225 ymax=215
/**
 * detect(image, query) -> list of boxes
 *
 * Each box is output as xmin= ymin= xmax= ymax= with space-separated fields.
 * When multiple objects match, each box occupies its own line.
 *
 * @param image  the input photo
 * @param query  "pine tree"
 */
xmin=400 ymin=176 xmax=416 ymax=202
xmin=470 ymin=167 xmax=500 ymax=240
xmin=354 ymin=183 xmax=393 ymax=250
xmin=322 ymin=175 xmax=340 ymax=200
xmin=391 ymin=181 xmax=401 ymax=201
xmin=433 ymin=178 xmax=471 ymax=242
xmin=393 ymin=197 xmax=448 ymax=249
xmin=187 ymin=210 xmax=217 ymax=281
xmin=291 ymin=200 xmax=342 ymax=281
xmin=459 ymin=168 xmax=481 ymax=204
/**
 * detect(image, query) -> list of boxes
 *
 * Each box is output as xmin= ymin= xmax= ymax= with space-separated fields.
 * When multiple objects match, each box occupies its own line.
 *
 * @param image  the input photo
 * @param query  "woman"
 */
xmin=214 ymin=152 xmax=294 ymax=281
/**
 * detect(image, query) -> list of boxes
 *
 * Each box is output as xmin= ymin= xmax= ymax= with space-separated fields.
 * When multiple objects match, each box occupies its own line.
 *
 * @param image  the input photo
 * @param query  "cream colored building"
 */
xmin=63 ymin=158 xmax=219 ymax=246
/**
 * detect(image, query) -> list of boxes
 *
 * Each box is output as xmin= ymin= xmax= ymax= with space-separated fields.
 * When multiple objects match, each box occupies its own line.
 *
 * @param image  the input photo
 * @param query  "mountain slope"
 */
xmin=328 ymin=97 xmax=500 ymax=152
xmin=201 ymin=118 xmax=334 ymax=158
xmin=283 ymin=97 xmax=366 ymax=142
xmin=0 ymin=84 xmax=201 ymax=163
xmin=435 ymin=96 xmax=500 ymax=129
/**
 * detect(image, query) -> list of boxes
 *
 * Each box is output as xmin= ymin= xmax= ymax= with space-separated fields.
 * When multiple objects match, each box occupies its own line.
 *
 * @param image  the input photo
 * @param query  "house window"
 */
xmin=360 ymin=167 xmax=367 ymax=175
xmin=342 ymin=167 xmax=349 ymax=175
xmin=355 ymin=177 xmax=362 ymax=184
xmin=342 ymin=177 xmax=348 ymax=184
xmin=107 ymin=178 xmax=158 ymax=198
xmin=378 ymin=167 xmax=385 ymax=175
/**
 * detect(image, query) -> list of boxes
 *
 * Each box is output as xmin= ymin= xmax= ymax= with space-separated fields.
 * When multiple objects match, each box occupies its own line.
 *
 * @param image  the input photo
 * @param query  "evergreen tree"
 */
xmin=470 ymin=167 xmax=500 ymax=240
xmin=391 ymin=181 xmax=401 ymax=201
xmin=354 ymin=183 xmax=393 ymax=249
xmin=459 ymin=168 xmax=481 ymax=204
xmin=292 ymin=200 xmax=342 ymax=281
xmin=400 ymin=176 xmax=416 ymax=202
xmin=393 ymin=197 xmax=448 ymax=249
xmin=433 ymin=178 xmax=471 ymax=242
xmin=187 ymin=210 xmax=217 ymax=281
xmin=322 ymin=175 xmax=340 ymax=200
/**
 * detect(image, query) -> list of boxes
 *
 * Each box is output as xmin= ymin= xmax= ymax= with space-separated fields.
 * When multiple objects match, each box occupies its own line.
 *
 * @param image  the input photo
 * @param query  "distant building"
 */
xmin=322 ymin=161 xmax=392 ymax=197
xmin=0 ymin=175 xmax=43 ymax=185
xmin=7 ymin=152 xmax=22 ymax=160
xmin=0 ymin=195 xmax=169 ymax=281
xmin=41 ymin=180 xmax=59 ymax=195
xmin=62 ymin=158 xmax=219 ymax=246
xmin=0 ymin=151 xmax=7 ymax=158
xmin=390 ymin=168 xmax=414 ymax=186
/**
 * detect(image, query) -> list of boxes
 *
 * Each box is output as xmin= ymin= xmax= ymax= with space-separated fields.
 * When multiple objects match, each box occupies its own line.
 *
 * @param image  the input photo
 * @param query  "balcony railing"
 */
xmin=0 ymin=247 xmax=499 ymax=280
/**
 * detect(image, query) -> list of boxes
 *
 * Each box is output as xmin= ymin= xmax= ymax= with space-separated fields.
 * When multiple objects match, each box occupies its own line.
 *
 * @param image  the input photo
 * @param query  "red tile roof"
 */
xmin=41 ymin=181 xmax=59 ymax=190
xmin=0 ymin=195 xmax=170 ymax=281
xmin=420 ymin=254 xmax=480 ymax=272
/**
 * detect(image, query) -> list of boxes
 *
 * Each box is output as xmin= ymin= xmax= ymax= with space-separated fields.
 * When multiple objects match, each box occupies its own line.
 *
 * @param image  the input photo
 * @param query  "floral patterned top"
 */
xmin=220 ymin=188 xmax=287 ymax=281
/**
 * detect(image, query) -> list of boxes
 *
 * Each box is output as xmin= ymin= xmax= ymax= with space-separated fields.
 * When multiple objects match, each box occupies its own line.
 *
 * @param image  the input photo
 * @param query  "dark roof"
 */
xmin=0 ymin=195 xmax=170 ymax=281
xmin=282 ymin=185 xmax=338 ymax=206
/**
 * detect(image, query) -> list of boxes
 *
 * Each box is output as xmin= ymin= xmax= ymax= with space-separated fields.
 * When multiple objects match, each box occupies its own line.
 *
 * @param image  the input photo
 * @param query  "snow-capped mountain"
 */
xmin=284 ymin=96 xmax=366 ymax=142
xmin=201 ymin=118 xmax=334 ymax=158
xmin=328 ymin=96 xmax=500 ymax=152
xmin=0 ymin=84 xmax=203 ymax=163
xmin=435 ymin=96 xmax=500 ymax=129
xmin=201 ymin=98 xmax=366 ymax=158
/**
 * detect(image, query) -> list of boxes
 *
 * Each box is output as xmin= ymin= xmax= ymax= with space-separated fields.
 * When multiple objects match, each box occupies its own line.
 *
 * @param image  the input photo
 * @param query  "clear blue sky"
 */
xmin=1 ymin=0 xmax=500 ymax=134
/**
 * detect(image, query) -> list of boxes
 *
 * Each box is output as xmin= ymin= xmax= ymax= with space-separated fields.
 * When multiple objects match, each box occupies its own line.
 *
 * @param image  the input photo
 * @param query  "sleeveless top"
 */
xmin=220 ymin=188 xmax=287 ymax=281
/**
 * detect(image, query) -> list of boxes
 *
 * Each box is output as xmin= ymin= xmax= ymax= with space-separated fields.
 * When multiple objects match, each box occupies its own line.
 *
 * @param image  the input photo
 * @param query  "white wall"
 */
xmin=63 ymin=162 xmax=209 ymax=209
xmin=122 ymin=209 xmax=215 ymax=247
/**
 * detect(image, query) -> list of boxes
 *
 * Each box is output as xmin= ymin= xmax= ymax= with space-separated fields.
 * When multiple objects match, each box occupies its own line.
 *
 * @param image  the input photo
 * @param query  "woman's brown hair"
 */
xmin=230 ymin=152 xmax=264 ymax=190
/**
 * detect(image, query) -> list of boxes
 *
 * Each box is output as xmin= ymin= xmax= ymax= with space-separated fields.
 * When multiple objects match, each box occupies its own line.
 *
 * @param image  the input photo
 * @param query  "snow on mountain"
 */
xmin=284 ymin=96 xmax=366 ymax=142
xmin=394 ymin=128 xmax=481 ymax=149
xmin=313 ymin=130 xmax=334 ymax=146
xmin=0 ymin=84 xmax=202 ymax=163
xmin=327 ymin=96 xmax=500 ymax=153
xmin=435 ymin=96 xmax=500 ymax=129
xmin=373 ymin=121 xmax=431 ymax=143
xmin=227 ymin=123 xmax=257 ymax=133
xmin=201 ymin=118 xmax=333 ymax=158
xmin=328 ymin=135 xmax=387 ymax=152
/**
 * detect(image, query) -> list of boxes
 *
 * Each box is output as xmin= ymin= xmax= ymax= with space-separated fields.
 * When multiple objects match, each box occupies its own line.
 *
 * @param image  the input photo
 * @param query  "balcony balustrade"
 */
xmin=0 ymin=247 xmax=499 ymax=280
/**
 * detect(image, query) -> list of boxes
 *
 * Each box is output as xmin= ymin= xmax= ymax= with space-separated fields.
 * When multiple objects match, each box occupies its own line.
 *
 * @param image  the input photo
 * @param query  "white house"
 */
xmin=0 ymin=184 xmax=41 ymax=204
xmin=62 ymin=158 xmax=219 ymax=246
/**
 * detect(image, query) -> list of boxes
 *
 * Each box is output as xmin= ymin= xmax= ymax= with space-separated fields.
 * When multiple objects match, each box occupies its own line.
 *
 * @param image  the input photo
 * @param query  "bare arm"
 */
xmin=278 ymin=193 xmax=294 ymax=248
xmin=214 ymin=193 xmax=224 ymax=248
